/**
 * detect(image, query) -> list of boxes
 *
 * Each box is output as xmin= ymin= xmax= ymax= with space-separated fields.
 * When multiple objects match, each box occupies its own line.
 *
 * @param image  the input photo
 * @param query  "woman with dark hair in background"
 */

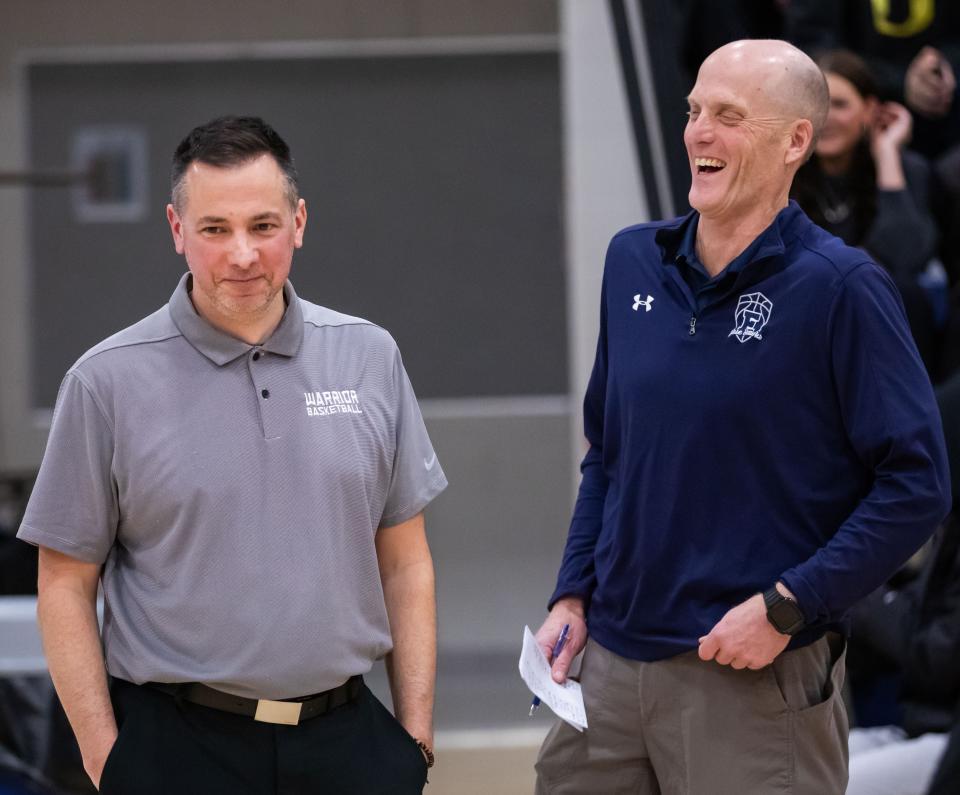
xmin=792 ymin=49 xmax=946 ymax=372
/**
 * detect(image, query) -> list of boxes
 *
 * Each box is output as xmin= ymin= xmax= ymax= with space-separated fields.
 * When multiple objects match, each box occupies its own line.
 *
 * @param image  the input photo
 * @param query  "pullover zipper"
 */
xmin=689 ymin=316 xmax=697 ymax=335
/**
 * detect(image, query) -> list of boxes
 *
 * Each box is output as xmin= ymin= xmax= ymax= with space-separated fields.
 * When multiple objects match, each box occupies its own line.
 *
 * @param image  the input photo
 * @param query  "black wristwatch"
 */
xmin=763 ymin=587 xmax=805 ymax=635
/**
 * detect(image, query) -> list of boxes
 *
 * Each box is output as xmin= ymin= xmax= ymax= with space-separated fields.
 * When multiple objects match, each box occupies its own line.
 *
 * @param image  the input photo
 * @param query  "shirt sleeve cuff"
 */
xmin=778 ymin=570 xmax=825 ymax=626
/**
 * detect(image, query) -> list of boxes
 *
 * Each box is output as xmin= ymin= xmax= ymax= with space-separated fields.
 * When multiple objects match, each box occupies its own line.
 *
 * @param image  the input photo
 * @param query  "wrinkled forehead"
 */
xmin=689 ymin=51 xmax=790 ymax=114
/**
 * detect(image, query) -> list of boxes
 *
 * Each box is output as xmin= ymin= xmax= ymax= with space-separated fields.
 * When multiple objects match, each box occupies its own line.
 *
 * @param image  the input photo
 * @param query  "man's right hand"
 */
xmin=534 ymin=597 xmax=588 ymax=683
xmin=37 ymin=547 xmax=118 ymax=792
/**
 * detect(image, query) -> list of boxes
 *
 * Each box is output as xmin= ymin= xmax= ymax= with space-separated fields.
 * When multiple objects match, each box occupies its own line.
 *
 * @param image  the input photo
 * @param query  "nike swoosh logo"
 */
xmin=423 ymin=453 xmax=437 ymax=470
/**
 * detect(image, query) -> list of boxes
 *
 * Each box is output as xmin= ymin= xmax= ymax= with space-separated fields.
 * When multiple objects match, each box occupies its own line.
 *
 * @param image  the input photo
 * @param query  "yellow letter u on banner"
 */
xmin=871 ymin=0 xmax=935 ymax=37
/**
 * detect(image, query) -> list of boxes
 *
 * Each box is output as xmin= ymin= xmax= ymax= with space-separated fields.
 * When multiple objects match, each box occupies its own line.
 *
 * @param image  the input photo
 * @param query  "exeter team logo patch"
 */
xmin=728 ymin=292 xmax=772 ymax=343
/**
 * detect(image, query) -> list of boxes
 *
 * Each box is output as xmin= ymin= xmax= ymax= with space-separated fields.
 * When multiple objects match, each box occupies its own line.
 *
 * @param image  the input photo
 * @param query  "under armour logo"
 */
xmin=633 ymin=294 xmax=654 ymax=312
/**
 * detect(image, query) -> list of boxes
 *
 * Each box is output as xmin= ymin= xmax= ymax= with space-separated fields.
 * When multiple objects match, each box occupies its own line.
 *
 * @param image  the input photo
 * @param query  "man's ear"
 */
xmin=293 ymin=198 xmax=307 ymax=249
xmin=167 ymin=204 xmax=185 ymax=255
xmin=786 ymin=119 xmax=814 ymax=167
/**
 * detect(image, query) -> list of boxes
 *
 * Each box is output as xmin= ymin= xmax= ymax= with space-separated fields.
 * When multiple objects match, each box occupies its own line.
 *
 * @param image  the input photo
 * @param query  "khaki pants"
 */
xmin=535 ymin=635 xmax=848 ymax=794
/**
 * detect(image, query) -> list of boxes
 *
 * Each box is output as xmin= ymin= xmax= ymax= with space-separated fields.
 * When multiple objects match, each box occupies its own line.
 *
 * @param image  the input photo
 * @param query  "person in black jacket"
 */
xmin=926 ymin=704 xmax=960 ymax=794
xmin=845 ymin=520 xmax=960 ymax=794
xmin=844 ymin=372 xmax=960 ymax=794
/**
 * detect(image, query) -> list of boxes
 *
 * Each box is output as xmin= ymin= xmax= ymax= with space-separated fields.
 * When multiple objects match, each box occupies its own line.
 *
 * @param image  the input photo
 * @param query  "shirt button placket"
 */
xmin=259 ymin=382 xmax=277 ymax=439
xmin=250 ymin=348 xmax=274 ymax=439
xmin=250 ymin=350 xmax=269 ymax=398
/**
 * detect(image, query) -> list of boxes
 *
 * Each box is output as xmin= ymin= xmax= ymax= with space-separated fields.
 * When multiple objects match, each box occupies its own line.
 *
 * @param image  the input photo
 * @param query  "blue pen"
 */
xmin=529 ymin=623 xmax=571 ymax=716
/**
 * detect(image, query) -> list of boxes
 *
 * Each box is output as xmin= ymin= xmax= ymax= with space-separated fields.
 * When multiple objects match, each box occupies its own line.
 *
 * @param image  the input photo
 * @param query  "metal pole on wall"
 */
xmin=560 ymin=0 xmax=647 ymax=505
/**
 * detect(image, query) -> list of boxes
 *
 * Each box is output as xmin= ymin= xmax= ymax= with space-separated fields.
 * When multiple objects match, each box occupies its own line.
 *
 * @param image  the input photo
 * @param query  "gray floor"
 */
xmin=366 ymin=644 xmax=554 ymax=795
xmin=367 ymin=650 xmax=556 ymax=734
xmin=366 ymin=651 xmax=554 ymax=794
xmin=424 ymin=745 xmax=542 ymax=795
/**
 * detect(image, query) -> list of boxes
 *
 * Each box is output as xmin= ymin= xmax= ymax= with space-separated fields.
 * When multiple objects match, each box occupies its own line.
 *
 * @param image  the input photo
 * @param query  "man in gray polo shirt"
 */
xmin=18 ymin=116 xmax=446 ymax=794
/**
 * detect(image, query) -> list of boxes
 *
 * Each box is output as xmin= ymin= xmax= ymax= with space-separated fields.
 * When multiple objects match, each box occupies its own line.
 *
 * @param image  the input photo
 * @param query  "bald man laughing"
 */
xmin=533 ymin=40 xmax=950 ymax=794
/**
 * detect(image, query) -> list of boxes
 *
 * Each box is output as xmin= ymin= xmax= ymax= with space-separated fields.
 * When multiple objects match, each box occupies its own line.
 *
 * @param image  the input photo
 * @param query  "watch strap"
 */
xmin=763 ymin=586 xmax=805 ymax=635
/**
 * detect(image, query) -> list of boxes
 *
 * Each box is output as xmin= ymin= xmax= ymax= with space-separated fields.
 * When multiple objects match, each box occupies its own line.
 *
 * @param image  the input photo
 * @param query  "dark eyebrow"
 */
xmin=195 ymin=212 xmax=283 ymax=225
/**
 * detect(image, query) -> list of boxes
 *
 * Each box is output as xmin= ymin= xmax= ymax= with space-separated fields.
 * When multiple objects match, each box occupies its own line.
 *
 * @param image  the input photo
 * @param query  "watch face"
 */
xmin=769 ymin=598 xmax=804 ymax=634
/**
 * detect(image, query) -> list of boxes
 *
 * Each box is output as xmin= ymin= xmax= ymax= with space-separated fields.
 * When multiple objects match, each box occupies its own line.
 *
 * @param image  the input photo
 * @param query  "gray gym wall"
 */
xmin=0 ymin=1 xmax=648 ymax=660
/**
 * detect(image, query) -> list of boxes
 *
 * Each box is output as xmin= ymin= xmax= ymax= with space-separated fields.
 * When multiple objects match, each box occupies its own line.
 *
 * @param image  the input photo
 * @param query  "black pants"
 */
xmin=99 ymin=679 xmax=427 ymax=795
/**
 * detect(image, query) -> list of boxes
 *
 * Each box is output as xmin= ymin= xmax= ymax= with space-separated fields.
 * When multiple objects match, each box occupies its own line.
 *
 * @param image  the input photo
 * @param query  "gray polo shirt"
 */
xmin=19 ymin=274 xmax=447 ymax=699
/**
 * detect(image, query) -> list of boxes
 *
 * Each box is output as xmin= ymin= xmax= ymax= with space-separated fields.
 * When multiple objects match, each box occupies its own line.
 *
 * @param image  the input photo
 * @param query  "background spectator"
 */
xmin=844 ymin=518 xmax=960 ymax=794
xmin=842 ymin=371 xmax=960 ymax=794
xmin=787 ymin=0 xmax=960 ymax=158
xmin=926 ymin=702 xmax=960 ymax=794
xmin=792 ymin=49 xmax=946 ymax=372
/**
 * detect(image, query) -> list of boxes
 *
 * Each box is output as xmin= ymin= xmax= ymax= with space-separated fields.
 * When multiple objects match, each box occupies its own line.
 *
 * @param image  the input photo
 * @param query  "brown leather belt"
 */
xmin=146 ymin=675 xmax=363 ymax=726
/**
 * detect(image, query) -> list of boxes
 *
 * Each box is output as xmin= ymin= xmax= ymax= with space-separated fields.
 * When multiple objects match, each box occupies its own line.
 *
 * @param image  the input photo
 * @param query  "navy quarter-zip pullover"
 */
xmin=551 ymin=201 xmax=951 ymax=661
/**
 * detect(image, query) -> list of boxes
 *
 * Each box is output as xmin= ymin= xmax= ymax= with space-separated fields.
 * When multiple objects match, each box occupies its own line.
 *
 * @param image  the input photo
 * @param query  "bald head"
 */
xmin=700 ymin=40 xmax=829 ymax=153
xmin=685 ymin=39 xmax=829 ymax=224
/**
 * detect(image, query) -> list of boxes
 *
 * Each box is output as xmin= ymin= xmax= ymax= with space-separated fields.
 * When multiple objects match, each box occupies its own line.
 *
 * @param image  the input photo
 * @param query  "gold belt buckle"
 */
xmin=254 ymin=699 xmax=302 ymax=725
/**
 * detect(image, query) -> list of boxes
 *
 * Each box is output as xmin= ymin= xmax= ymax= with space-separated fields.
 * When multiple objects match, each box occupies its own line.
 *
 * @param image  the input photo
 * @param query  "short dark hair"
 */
xmin=816 ymin=49 xmax=878 ymax=101
xmin=170 ymin=116 xmax=299 ymax=213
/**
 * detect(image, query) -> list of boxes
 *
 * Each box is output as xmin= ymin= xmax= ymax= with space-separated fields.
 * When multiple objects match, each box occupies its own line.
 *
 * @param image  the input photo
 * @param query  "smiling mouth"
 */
xmin=695 ymin=157 xmax=727 ymax=174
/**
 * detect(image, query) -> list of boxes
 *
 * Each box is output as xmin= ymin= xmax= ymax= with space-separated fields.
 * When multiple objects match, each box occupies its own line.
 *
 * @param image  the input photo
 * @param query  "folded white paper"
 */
xmin=519 ymin=625 xmax=588 ymax=731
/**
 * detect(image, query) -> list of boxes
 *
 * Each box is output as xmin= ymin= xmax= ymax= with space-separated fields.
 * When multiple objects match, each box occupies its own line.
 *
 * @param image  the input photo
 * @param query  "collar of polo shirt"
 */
xmin=169 ymin=273 xmax=304 ymax=365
